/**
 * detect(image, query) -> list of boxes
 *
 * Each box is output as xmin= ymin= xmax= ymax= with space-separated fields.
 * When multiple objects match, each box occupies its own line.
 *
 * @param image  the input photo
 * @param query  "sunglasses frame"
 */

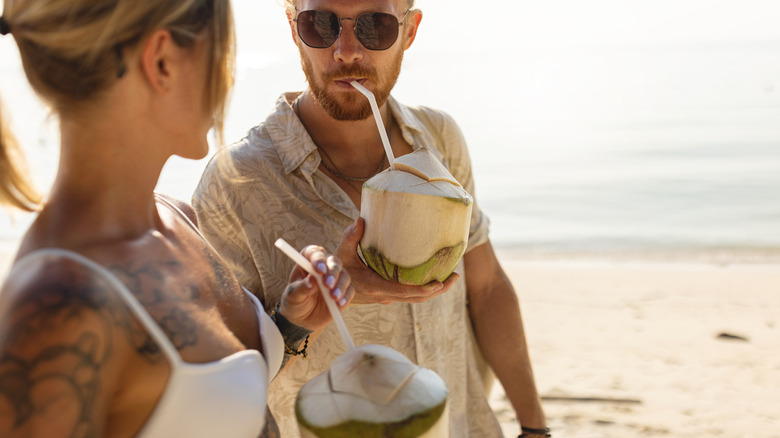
xmin=293 ymin=8 xmax=412 ymax=51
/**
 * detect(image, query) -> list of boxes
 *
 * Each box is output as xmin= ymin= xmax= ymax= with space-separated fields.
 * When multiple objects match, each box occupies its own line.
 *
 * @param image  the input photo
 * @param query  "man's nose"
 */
xmin=333 ymin=18 xmax=364 ymax=63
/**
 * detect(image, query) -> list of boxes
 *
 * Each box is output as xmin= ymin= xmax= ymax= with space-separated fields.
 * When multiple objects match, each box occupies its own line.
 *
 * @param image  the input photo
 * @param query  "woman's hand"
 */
xmin=278 ymin=246 xmax=354 ymax=331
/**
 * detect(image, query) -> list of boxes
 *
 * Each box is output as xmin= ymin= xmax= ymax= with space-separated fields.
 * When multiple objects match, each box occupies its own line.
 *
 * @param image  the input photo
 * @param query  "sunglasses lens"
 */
xmin=296 ymin=10 xmax=402 ymax=51
xmin=297 ymin=10 xmax=340 ymax=48
xmin=356 ymin=12 xmax=400 ymax=50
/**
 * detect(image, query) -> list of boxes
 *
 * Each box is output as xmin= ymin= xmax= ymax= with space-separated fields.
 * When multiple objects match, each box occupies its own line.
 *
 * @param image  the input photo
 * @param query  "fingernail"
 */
xmin=332 ymin=287 xmax=342 ymax=299
xmin=339 ymin=297 xmax=347 ymax=306
xmin=317 ymin=262 xmax=327 ymax=273
xmin=325 ymin=275 xmax=336 ymax=288
xmin=305 ymin=277 xmax=313 ymax=288
xmin=432 ymin=282 xmax=444 ymax=291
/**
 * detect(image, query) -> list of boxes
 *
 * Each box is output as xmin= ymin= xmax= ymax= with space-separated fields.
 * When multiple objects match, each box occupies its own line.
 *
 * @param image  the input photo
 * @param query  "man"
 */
xmin=193 ymin=0 xmax=548 ymax=436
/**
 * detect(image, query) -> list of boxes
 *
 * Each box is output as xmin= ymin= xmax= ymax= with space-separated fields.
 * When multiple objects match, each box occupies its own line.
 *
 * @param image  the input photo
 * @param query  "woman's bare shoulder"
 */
xmin=0 ymin=252 xmax=140 ymax=437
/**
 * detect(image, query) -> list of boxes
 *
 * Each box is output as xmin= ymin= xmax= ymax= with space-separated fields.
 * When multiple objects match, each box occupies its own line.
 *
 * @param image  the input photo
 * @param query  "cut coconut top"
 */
xmin=362 ymin=148 xmax=473 ymax=202
xmin=297 ymin=344 xmax=449 ymax=428
xmin=329 ymin=344 xmax=418 ymax=405
xmin=363 ymin=170 xmax=472 ymax=203
xmin=392 ymin=149 xmax=462 ymax=187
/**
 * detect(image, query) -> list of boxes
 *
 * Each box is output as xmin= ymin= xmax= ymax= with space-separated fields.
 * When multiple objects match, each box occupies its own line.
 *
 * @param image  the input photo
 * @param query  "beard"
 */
xmin=300 ymin=49 xmax=404 ymax=121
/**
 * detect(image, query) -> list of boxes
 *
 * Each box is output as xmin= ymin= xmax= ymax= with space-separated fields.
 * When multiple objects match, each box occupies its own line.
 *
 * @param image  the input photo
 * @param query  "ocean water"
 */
xmin=1 ymin=0 xmax=780 ymax=258
xmin=449 ymin=42 xmax=780 ymax=253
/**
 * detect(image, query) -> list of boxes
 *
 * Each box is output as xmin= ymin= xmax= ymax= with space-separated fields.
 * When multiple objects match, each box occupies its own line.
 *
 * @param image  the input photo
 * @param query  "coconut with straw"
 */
xmin=275 ymin=239 xmax=449 ymax=437
xmin=350 ymin=81 xmax=473 ymax=286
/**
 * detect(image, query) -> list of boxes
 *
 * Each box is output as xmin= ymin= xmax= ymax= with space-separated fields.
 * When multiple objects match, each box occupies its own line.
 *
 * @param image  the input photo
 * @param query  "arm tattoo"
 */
xmin=108 ymin=259 xmax=201 ymax=358
xmin=0 ymin=256 xmax=204 ymax=437
xmin=0 ymin=279 xmax=118 ymax=438
xmin=108 ymin=259 xmax=195 ymax=307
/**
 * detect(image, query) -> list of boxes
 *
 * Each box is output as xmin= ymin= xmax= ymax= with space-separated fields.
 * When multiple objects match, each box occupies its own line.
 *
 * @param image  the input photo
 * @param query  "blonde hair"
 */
xmin=4 ymin=0 xmax=234 ymax=125
xmin=0 ymin=0 xmax=236 ymax=210
xmin=0 ymin=99 xmax=40 ymax=211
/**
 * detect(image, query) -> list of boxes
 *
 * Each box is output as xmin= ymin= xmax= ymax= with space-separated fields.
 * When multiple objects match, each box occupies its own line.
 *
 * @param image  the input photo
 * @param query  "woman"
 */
xmin=0 ymin=1 xmax=354 ymax=437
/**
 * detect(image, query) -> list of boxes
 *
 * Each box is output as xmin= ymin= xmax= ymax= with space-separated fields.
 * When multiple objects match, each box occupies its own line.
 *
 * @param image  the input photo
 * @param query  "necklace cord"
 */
xmin=292 ymin=94 xmax=390 ymax=195
xmin=316 ymin=145 xmax=387 ymax=182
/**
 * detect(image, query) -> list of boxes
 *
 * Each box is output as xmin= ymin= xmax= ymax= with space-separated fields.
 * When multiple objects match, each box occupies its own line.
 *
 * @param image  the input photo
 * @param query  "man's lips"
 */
xmin=333 ymin=77 xmax=367 ymax=87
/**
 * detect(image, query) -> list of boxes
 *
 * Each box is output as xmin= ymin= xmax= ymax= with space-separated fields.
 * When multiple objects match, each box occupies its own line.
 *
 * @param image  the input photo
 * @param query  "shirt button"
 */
xmin=415 ymin=323 xmax=422 ymax=331
xmin=306 ymin=155 xmax=315 ymax=162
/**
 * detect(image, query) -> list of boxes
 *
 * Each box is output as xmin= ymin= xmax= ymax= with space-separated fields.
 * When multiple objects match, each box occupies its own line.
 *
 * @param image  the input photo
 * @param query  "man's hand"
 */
xmin=336 ymin=218 xmax=459 ymax=305
xmin=279 ymin=245 xmax=354 ymax=331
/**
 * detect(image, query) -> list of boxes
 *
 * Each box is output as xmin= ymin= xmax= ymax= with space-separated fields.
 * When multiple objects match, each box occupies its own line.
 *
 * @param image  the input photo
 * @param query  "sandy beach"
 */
xmin=490 ymin=252 xmax=780 ymax=438
xmin=2 ymin=248 xmax=779 ymax=437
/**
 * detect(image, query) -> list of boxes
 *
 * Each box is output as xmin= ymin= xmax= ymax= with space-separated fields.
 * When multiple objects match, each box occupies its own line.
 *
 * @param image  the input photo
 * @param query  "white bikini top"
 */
xmin=8 ymin=248 xmax=284 ymax=438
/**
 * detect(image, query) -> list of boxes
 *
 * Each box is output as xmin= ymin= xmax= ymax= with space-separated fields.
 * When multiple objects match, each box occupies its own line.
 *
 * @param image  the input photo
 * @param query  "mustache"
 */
xmin=323 ymin=64 xmax=378 ymax=82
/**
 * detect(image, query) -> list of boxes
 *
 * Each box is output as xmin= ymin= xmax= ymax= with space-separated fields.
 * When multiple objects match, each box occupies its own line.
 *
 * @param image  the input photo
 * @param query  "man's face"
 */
xmin=293 ymin=0 xmax=414 ymax=121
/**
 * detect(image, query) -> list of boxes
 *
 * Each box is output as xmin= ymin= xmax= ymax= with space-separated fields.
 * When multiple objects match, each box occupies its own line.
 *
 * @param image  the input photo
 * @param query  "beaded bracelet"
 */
xmin=518 ymin=426 xmax=551 ymax=438
xmin=284 ymin=334 xmax=309 ymax=358
xmin=270 ymin=303 xmax=313 ymax=359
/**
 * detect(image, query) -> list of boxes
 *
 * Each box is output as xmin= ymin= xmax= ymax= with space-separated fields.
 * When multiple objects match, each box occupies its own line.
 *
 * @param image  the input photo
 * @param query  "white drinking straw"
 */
xmin=350 ymin=80 xmax=395 ymax=169
xmin=274 ymin=238 xmax=355 ymax=351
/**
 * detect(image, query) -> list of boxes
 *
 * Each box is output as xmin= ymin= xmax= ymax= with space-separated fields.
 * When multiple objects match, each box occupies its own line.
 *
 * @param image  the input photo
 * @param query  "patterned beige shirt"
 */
xmin=192 ymin=93 xmax=503 ymax=437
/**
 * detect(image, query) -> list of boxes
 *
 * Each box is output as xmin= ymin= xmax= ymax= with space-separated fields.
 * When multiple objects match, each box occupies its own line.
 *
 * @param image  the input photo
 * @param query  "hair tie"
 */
xmin=0 ymin=16 xmax=11 ymax=36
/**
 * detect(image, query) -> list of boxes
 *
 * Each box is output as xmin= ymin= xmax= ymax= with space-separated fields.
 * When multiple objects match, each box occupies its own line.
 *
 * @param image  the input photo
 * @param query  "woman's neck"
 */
xmin=38 ymin=106 xmax=169 ymax=247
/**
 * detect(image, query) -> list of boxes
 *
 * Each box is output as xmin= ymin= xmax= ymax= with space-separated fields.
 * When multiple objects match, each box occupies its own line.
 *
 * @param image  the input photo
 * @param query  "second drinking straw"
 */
xmin=274 ymin=238 xmax=355 ymax=351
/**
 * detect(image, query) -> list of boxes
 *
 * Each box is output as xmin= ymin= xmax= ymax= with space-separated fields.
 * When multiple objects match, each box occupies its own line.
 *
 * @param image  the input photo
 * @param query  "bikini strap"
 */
xmin=9 ymin=248 xmax=183 ymax=365
xmin=154 ymin=193 xmax=202 ymax=236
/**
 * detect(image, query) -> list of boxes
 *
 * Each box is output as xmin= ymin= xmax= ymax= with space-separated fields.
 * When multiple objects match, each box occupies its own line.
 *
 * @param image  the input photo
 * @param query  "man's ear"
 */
xmin=287 ymin=11 xmax=299 ymax=45
xmin=402 ymin=10 xmax=422 ymax=50
xmin=140 ymin=29 xmax=175 ymax=93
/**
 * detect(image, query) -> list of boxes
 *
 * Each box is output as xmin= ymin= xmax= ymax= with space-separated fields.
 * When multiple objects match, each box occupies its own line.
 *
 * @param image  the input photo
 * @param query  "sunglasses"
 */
xmin=294 ymin=9 xmax=410 ymax=51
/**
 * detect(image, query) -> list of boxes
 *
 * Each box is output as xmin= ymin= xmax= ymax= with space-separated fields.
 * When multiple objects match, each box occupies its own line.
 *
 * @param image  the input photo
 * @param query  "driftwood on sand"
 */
xmin=541 ymin=395 xmax=642 ymax=404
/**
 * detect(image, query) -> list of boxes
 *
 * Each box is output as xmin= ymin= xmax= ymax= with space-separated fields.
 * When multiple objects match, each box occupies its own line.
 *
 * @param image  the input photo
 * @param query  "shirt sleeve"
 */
xmin=418 ymin=108 xmax=491 ymax=253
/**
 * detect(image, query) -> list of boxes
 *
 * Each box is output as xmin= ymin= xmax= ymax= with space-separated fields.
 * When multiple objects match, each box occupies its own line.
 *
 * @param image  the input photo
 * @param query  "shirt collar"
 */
xmin=265 ymin=92 xmax=319 ymax=175
xmin=387 ymin=96 xmax=435 ymax=152
xmin=265 ymin=92 xmax=438 ymax=174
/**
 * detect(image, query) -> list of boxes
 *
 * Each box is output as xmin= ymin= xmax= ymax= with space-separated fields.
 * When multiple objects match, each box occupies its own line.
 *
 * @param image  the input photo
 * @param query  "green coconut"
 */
xmin=359 ymin=148 xmax=473 ymax=285
xmin=296 ymin=344 xmax=449 ymax=438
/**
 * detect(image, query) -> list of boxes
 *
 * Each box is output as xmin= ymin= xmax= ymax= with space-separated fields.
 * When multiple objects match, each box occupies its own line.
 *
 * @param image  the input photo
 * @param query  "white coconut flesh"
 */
xmin=359 ymin=148 xmax=473 ymax=285
xmin=296 ymin=344 xmax=449 ymax=437
xmin=389 ymin=148 xmax=462 ymax=186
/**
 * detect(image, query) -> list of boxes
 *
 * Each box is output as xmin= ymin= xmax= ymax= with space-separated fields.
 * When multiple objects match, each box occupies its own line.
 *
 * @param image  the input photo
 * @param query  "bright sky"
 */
xmin=457 ymin=0 xmax=780 ymax=47
xmin=4 ymin=0 xmax=780 ymax=75
xmin=3 ymin=0 xmax=780 ymax=61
